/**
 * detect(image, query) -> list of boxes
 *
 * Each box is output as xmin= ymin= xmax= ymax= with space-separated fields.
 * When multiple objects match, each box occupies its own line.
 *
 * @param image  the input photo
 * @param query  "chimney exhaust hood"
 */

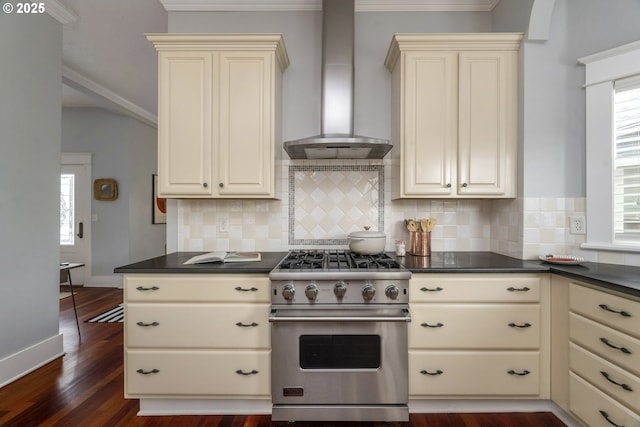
xmin=283 ymin=0 xmax=392 ymax=160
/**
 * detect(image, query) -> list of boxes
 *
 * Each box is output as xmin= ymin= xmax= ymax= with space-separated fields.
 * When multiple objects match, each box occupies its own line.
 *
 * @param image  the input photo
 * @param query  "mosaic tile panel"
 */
xmin=289 ymin=165 xmax=384 ymax=246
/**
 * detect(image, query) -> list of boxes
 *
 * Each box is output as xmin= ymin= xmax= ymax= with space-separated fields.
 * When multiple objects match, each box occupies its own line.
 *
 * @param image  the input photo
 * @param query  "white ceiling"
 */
xmin=59 ymin=0 xmax=501 ymax=127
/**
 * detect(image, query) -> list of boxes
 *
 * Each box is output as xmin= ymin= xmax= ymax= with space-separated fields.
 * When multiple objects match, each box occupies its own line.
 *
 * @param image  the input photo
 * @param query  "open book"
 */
xmin=184 ymin=251 xmax=261 ymax=265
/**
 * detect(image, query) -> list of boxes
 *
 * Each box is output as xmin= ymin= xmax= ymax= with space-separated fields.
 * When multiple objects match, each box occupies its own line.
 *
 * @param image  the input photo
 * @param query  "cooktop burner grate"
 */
xmin=277 ymin=250 xmax=401 ymax=271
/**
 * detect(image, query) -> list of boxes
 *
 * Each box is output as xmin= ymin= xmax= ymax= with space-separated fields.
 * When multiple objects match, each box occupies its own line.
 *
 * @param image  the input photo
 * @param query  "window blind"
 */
xmin=614 ymin=75 xmax=640 ymax=241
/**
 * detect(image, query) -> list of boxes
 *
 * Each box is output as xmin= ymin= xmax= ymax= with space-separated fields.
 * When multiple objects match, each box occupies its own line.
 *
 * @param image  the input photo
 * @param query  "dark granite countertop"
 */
xmin=538 ymin=261 xmax=640 ymax=297
xmin=396 ymin=252 xmax=547 ymax=273
xmin=398 ymin=252 xmax=640 ymax=297
xmin=114 ymin=251 xmax=640 ymax=297
xmin=113 ymin=251 xmax=289 ymax=274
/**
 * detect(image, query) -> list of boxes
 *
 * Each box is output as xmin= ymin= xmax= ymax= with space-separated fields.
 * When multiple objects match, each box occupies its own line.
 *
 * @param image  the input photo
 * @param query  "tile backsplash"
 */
xmin=176 ymin=160 xmax=635 ymax=265
xmin=288 ymin=165 xmax=384 ymax=246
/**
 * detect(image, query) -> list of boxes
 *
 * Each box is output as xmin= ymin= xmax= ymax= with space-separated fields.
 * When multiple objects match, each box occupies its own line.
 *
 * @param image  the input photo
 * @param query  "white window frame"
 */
xmin=579 ymin=40 xmax=640 ymax=252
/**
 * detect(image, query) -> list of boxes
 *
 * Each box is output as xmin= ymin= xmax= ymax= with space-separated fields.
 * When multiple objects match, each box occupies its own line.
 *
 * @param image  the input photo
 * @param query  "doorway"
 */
xmin=60 ymin=153 xmax=91 ymax=285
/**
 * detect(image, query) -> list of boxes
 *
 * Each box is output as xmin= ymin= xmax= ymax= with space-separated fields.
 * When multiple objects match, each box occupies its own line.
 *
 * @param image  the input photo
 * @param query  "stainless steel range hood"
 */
xmin=283 ymin=0 xmax=392 ymax=160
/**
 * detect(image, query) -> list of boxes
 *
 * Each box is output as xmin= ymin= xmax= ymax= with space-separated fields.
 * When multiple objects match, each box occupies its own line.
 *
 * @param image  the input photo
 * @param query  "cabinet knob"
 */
xmin=462 ymin=183 xmax=468 ymax=188
xmin=446 ymin=183 xmax=451 ymax=188
xmin=202 ymin=182 xmax=208 ymax=188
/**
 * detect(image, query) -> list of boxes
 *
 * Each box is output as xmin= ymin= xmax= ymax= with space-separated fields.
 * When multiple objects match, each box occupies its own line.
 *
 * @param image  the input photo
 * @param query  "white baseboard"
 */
xmin=138 ymin=399 xmax=271 ymax=416
xmin=84 ymin=275 xmax=123 ymax=289
xmin=137 ymin=398 xmax=580 ymax=425
xmin=0 ymin=334 xmax=64 ymax=388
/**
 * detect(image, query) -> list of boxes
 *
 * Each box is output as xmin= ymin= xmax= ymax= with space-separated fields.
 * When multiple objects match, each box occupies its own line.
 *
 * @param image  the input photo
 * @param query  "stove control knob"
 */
xmin=362 ymin=284 xmax=376 ymax=301
xmin=305 ymin=284 xmax=319 ymax=301
xmin=282 ymin=284 xmax=295 ymax=301
xmin=333 ymin=282 xmax=347 ymax=298
xmin=385 ymin=284 xmax=400 ymax=300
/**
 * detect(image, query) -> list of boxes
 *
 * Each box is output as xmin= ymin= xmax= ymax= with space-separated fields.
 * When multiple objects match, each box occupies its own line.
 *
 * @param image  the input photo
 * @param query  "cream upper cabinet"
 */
xmin=147 ymin=34 xmax=289 ymax=199
xmin=385 ymin=33 xmax=522 ymax=198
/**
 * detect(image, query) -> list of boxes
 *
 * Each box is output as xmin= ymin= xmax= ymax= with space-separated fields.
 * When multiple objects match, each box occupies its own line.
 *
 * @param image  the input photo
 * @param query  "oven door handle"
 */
xmin=269 ymin=309 xmax=411 ymax=323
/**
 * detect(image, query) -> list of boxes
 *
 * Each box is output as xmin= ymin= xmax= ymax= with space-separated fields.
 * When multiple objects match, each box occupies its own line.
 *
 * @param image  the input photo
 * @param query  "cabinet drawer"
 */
xmin=126 ymin=349 xmax=270 ymax=397
xmin=570 ymin=283 xmax=640 ymax=340
xmin=124 ymin=274 xmax=269 ymax=302
xmin=570 ymin=373 xmax=640 ymax=427
xmin=570 ymin=342 xmax=640 ymax=412
xmin=409 ymin=351 xmax=540 ymax=396
xmin=409 ymin=304 xmax=540 ymax=349
xmin=126 ymin=303 xmax=269 ymax=348
xmin=570 ymin=313 xmax=640 ymax=377
xmin=410 ymin=275 xmax=541 ymax=303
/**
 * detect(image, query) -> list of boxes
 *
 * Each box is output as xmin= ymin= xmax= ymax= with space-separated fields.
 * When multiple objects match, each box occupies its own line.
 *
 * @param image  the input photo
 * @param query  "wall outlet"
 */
xmin=218 ymin=216 xmax=228 ymax=233
xmin=569 ymin=215 xmax=586 ymax=235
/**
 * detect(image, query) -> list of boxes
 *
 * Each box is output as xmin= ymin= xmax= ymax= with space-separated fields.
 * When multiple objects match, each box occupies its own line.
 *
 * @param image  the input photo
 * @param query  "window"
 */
xmin=60 ymin=173 xmax=75 ymax=246
xmin=614 ymin=77 xmax=640 ymax=242
xmin=579 ymin=40 xmax=640 ymax=252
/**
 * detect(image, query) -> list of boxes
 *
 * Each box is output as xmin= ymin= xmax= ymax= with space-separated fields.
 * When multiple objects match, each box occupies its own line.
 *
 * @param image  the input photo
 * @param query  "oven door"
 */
xmin=269 ymin=306 xmax=410 ymax=406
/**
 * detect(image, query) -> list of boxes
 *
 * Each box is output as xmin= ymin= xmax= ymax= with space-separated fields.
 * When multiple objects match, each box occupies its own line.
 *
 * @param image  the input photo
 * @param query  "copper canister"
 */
xmin=409 ymin=231 xmax=431 ymax=256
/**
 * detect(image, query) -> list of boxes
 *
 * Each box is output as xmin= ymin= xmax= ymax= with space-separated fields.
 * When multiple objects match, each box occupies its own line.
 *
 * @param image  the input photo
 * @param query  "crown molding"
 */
xmin=44 ymin=0 xmax=78 ymax=24
xmin=62 ymin=65 xmax=158 ymax=128
xmin=158 ymin=0 xmax=501 ymax=12
xmin=357 ymin=0 xmax=500 ymax=12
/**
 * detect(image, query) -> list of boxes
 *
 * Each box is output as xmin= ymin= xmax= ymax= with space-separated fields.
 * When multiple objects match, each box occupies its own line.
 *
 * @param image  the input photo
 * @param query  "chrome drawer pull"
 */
xmin=420 ymin=322 xmax=444 ymax=328
xmin=508 ymin=322 xmax=532 ymax=328
xmin=235 ymin=322 xmax=259 ymax=328
xmin=507 ymin=286 xmax=530 ymax=292
xmin=136 ymin=321 xmax=160 ymax=327
xmin=599 ymin=304 xmax=632 ymax=317
xmin=420 ymin=287 xmax=443 ymax=292
xmin=599 ymin=410 xmax=625 ymax=427
xmin=507 ymin=369 xmax=530 ymax=376
xmin=235 ymin=369 xmax=258 ymax=376
xmin=235 ymin=286 xmax=258 ymax=292
xmin=600 ymin=337 xmax=633 ymax=354
xmin=136 ymin=286 xmax=159 ymax=291
xmin=136 ymin=368 xmax=159 ymax=375
xmin=601 ymin=371 xmax=633 ymax=392
xmin=420 ymin=369 xmax=443 ymax=376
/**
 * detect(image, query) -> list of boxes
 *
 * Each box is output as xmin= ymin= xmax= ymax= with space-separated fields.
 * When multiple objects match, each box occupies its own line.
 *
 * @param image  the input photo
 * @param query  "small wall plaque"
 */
xmin=94 ymin=178 xmax=118 ymax=201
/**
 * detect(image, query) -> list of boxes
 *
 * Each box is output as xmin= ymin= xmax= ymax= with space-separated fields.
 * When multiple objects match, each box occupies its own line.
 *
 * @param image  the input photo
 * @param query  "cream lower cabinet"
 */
xmin=568 ymin=281 xmax=640 ymax=426
xmin=147 ymin=34 xmax=289 ymax=199
xmin=123 ymin=274 xmax=270 ymax=399
xmin=409 ymin=274 xmax=550 ymax=398
xmin=385 ymin=33 xmax=522 ymax=199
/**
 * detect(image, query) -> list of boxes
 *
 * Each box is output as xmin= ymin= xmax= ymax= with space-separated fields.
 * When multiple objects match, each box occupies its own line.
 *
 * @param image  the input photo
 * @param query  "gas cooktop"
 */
xmin=269 ymin=250 xmax=411 ymax=281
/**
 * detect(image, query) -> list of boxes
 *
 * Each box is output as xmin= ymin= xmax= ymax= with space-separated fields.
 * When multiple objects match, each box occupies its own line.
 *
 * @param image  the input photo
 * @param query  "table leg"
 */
xmin=67 ymin=270 xmax=81 ymax=339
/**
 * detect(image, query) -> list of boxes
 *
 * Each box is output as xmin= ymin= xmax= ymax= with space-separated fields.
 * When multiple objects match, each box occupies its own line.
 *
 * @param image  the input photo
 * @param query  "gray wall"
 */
xmin=0 ymin=13 xmax=62 ymax=360
xmin=521 ymin=0 xmax=640 ymax=197
xmin=62 ymin=108 xmax=165 ymax=279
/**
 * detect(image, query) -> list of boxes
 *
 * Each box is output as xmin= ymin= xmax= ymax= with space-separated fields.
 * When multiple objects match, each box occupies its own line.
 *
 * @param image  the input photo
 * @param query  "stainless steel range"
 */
xmin=269 ymin=250 xmax=411 ymax=422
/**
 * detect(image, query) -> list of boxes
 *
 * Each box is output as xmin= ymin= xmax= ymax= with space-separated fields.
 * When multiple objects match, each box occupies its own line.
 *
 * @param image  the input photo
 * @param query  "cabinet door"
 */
xmin=218 ymin=51 xmax=273 ymax=196
xmin=458 ymin=51 xmax=516 ymax=196
xmin=402 ymin=52 xmax=457 ymax=196
xmin=158 ymin=51 xmax=214 ymax=196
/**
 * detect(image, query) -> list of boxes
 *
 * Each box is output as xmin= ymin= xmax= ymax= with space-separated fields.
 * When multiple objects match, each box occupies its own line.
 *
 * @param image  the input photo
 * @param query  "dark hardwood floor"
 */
xmin=0 ymin=286 xmax=567 ymax=427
